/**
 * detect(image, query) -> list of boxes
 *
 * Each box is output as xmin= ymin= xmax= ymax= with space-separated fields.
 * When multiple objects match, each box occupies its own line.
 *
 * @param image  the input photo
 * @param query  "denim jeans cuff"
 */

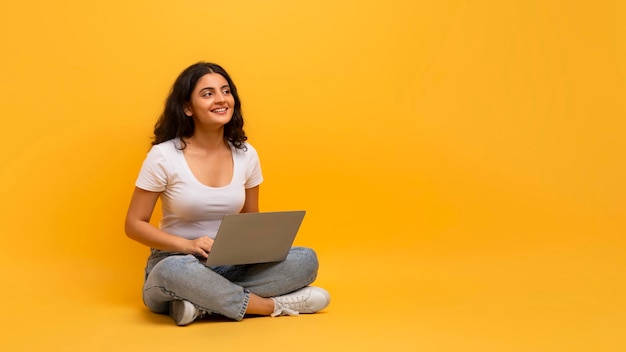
xmin=235 ymin=289 xmax=250 ymax=321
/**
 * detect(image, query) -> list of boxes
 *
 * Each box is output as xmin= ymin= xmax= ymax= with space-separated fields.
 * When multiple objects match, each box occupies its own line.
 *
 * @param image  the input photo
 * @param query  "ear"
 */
xmin=184 ymin=104 xmax=192 ymax=117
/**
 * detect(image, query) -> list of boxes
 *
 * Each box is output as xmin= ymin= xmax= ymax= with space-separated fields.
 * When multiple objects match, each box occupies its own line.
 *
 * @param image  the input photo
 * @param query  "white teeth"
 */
xmin=212 ymin=108 xmax=227 ymax=113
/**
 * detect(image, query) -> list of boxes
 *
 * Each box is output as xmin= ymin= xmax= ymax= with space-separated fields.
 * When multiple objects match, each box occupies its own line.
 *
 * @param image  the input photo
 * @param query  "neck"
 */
xmin=186 ymin=127 xmax=228 ymax=151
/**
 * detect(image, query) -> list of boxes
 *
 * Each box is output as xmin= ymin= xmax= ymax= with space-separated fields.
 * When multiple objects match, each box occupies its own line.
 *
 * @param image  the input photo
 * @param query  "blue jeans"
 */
xmin=142 ymin=247 xmax=319 ymax=321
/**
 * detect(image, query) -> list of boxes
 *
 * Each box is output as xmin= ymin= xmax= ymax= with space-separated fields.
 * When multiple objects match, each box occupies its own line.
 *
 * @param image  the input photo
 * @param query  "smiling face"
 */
xmin=184 ymin=73 xmax=235 ymax=128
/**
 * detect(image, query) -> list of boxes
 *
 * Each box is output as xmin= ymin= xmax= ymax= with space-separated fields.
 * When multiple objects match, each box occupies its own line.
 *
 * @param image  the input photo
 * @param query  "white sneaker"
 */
xmin=271 ymin=286 xmax=330 ymax=317
xmin=169 ymin=299 xmax=204 ymax=326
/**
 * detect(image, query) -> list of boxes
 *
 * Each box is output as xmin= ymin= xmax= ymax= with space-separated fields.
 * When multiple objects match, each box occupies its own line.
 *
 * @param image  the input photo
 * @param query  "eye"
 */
xmin=202 ymin=91 xmax=213 ymax=97
xmin=222 ymin=89 xmax=231 ymax=95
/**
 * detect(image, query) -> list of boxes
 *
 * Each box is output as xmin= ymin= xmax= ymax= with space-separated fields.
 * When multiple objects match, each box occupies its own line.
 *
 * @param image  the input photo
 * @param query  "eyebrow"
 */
xmin=199 ymin=85 xmax=230 ymax=91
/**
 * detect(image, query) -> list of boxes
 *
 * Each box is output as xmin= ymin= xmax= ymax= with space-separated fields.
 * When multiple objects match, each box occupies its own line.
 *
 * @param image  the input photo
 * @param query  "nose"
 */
xmin=215 ymin=92 xmax=226 ymax=103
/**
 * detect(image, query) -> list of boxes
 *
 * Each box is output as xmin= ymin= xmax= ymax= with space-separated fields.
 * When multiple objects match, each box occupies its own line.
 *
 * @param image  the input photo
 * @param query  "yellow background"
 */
xmin=1 ymin=0 xmax=625 ymax=351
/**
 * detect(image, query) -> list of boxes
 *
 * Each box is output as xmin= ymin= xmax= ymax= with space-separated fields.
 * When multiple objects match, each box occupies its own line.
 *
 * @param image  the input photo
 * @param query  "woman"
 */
xmin=125 ymin=62 xmax=330 ymax=326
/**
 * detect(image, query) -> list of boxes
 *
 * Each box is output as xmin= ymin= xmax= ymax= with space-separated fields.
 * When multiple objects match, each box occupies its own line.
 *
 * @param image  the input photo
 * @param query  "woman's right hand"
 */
xmin=183 ymin=236 xmax=214 ymax=258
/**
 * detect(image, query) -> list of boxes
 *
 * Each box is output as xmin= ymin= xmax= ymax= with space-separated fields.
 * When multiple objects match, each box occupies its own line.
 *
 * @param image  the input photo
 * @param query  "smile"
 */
xmin=211 ymin=108 xmax=228 ymax=113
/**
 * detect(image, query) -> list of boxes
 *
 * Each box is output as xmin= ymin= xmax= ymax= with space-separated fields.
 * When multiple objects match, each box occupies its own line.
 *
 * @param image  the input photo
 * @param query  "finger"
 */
xmin=202 ymin=238 xmax=214 ymax=252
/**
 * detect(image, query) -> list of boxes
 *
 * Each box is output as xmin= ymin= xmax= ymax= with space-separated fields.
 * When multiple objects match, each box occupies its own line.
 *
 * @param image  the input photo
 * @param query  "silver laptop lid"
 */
xmin=204 ymin=210 xmax=306 ymax=267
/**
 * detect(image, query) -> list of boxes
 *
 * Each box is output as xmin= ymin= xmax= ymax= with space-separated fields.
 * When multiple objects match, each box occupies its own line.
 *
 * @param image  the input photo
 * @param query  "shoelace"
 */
xmin=195 ymin=308 xmax=208 ymax=320
xmin=271 ymin=305 xmax=299 ymax=317
xmin=271 ymin=295 xmax=308 ymax=317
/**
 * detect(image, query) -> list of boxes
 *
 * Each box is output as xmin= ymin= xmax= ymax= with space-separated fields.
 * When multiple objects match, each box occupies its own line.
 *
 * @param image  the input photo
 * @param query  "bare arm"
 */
xmin=124 ymin=187 xmax=214 ymax=258
xmin=240 ymin=185 xmax=260 ymax=213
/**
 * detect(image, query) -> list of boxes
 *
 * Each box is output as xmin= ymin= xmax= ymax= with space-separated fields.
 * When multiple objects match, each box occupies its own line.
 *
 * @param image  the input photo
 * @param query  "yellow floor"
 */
xmin=2 ymin=231 xmax=624 ymax=352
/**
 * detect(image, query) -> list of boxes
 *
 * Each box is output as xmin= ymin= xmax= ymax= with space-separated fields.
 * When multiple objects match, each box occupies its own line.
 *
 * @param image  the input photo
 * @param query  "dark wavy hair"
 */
xmin=152 ymin=62 xmax=247 ymax=150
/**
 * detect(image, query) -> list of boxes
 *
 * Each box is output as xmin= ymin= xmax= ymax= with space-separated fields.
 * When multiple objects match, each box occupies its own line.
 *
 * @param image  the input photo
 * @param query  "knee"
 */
xmin=146 ymin=255 xmax=195 ymax=288
xmin=143 ymin=256 xmax=194 ymax=313
xmin=290 ymin=247 xmax=319 ymax=277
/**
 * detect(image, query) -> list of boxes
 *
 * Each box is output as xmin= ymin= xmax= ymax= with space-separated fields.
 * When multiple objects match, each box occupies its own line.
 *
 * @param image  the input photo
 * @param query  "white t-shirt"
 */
xmin=135 ymin=138 xmax=263 ymax=240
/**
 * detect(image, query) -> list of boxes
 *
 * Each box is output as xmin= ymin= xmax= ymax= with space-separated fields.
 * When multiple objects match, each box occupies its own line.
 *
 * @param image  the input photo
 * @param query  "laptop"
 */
xmin=203 ymin=210 xmax=306 ymax=267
